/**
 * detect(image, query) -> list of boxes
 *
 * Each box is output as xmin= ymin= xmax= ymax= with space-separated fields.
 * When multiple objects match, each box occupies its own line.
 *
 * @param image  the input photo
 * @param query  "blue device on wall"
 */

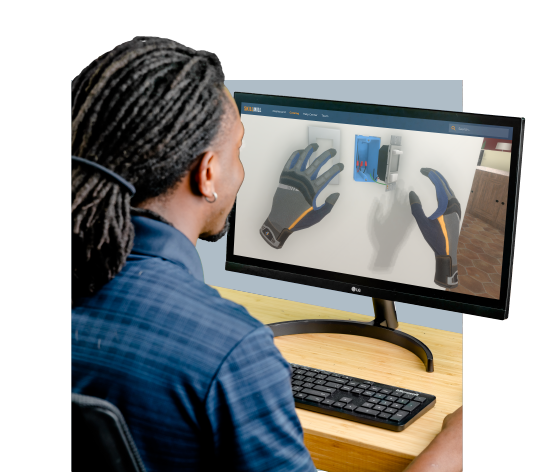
xmin=353 ymin=135 xmax=381 ymax=182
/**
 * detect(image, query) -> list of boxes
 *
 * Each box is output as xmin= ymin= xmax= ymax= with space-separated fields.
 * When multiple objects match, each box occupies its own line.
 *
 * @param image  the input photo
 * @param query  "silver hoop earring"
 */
xmin=205 ymin=192 xmax=217 ymax=203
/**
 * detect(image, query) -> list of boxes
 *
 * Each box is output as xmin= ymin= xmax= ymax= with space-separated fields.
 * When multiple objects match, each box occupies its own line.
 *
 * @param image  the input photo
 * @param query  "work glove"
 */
xmin=260 ymin=143 xmax=344 ymax=249
xmin=409 ymin=168 xmax=461 ymax=288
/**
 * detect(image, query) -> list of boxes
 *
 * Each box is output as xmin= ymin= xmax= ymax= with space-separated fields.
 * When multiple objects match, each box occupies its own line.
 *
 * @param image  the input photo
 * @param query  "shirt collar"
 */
xmin=130 ymin=216 xmax=204 ymax=282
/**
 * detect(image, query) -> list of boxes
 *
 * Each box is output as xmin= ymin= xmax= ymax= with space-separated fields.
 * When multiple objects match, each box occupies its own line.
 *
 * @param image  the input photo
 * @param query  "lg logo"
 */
xmin=351 ymin=287 xmax=361 ymax=293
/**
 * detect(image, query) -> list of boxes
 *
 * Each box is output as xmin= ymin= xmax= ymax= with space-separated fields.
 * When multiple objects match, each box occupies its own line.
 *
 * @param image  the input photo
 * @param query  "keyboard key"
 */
xmin=292 ymin=386 xmax=303 ymax=392
xmin=362 ymin=402 xmax=374 ymax=408
xmin=415 ymin=396 xmax=426 ymax=403
xmin=369 ymin=386 xmax=381 ymax=392
xmin=373 ymin=405 xmax=386 ymax=411
xmin=368 ymin=398 xmax=380 ymax=404
xmin=309 ymin=369 xmax=320 ymax=373
xmin=379 ymin=413 xmax=392 ymax=419
xmin=385 ymin=408 xmax=398 ymax=414
xmin=294 ymin=369 xmax=305 ymax=375
xmin=380 ymin=389 xmax=392 ymax=394
xmin=314 ymin=380 xmax=327 ymax=386
xmin=293 ymin=375 xmax=305 ymax=381
xmin=379 ymin=401 xmax=392 ymax=407
xmin=333 ymin=402 xmax=345 ymax=408
xmin=390 ymin=391 xmax=402 ymax=397
xmin=390 ymin=411 xmax=410 ymax=422
xmin=313 ymin=385 xmax=336 ymax=394
xmin=358 ymin=384 xmax=371 ymax=389
xmin=326 ymin=382 xmax=342 ymax=389
xmin=322 ymin=399 xmax=335 ymax=406
xmin=374 ymin=394 xmax=386 ymax=400
xmin=302 ymin=388 xmax=329 ymax=398
xmin=403 ymin=394 xmax=416 ymax=400
xmin=344 ymin=404 xmax=357 ymax=411
xmin=305 ymin=372 xmax=317 ymax=378
xmin=300 ymin=366 xmax=310 ymax=371
xmin=397 ymin=399 xmax=409 ymax=405
xmin=339 ymin=397 xmax=352 ymax=403
xmin=316 ymin=374 xmax=327 ymax=380
xmin=294 ymin=392 xmax=307 ymax=399
xmin=363 ymin=391 xmax=375 ymax=397
xmin=341 ymin=386 xmax=353 ymax=392
xmin=326 ymin=376 xmax=348 ymax=384
xmin=303 ymin=383 xmax=315 ymax=389
xmin=351 ymin=388 xmax=364 ymax=395
xmin=348 ymin=381 xmax=359 ymax=387
xmin=386 ymin=396 xmax=397 ymax=402
xmin=356 ymin=407 xmax=379 ymax=416
xmin=391 ymin=403 xmax=403 ymax=409
xmin=402 ymin=401 xmax=421 ymax=412
xmin=292 ymin=381 xmax=303 ymax=386
xmin=332 ymin=373 xmax=341 ymax=378
xmin=305 ymin=395 xmax=323 ymax=402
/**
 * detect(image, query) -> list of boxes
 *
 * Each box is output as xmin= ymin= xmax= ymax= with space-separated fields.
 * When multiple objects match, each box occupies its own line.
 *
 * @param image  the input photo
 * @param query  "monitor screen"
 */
xmin=226 ymin=93 xmax=524 ymax=320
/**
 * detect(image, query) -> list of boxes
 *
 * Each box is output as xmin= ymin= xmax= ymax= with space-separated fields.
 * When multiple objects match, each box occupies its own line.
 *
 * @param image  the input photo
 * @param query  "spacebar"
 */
xmin=301 ymin=388 xmax=329 ymax=398
xmin=356 ymin=407 xmax=379 ymax=416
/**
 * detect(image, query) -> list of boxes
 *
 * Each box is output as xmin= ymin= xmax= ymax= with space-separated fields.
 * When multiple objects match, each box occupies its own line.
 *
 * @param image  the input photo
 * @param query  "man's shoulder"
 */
xmin=135 ymin=256 xmax=261 ymax=329
xmin=75 ymin=255 xmax=266 ymax=349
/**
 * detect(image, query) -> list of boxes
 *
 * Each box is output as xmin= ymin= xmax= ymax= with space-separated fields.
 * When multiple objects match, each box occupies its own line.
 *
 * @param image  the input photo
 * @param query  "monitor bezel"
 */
xmin=226 ymin=92 xmax=525 ymax=320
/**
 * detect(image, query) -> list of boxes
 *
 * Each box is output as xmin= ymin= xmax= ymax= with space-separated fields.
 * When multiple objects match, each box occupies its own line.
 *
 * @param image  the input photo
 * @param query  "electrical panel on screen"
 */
xmin=235 ymin=101 xmax=514 ymax=301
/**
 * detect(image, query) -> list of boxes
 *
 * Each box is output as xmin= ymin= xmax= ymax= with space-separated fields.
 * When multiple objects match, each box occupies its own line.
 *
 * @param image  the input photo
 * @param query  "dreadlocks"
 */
xmin=72 ymin=36 xmax=228 ymax=300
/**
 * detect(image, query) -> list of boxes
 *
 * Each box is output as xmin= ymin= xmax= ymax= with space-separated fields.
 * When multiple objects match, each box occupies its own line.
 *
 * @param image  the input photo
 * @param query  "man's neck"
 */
xmin=130 ymin=207 xmax=174 ymax=226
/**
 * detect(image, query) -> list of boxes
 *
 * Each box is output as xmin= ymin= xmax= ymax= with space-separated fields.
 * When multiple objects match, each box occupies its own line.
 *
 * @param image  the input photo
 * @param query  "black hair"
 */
xmin=72 ymin=36 xmax=228 ymax=300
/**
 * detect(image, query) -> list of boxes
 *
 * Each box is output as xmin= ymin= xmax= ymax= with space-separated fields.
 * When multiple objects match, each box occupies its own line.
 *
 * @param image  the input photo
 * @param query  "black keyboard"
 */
xmin=290 ymin=363 xmax=436 ymax=432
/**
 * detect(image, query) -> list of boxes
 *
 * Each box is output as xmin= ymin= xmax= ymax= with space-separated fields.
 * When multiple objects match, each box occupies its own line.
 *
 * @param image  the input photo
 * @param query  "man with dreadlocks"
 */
xmin=72 ymin=37 xmax=462 ymax=472
xmin=72 ymin=36 xmax=317 ymax=471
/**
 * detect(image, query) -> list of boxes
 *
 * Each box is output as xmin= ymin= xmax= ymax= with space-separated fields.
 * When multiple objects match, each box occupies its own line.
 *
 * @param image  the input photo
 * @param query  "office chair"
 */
xmin=72 ymin=393 xmax=147 ymax=472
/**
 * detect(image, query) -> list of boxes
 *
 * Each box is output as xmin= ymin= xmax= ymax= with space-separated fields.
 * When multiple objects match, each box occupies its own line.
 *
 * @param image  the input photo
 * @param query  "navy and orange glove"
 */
xmin=409 ymin=168 xmax=461 ymax=288
xmin=260 ymin=143 xmax=344 ymax=249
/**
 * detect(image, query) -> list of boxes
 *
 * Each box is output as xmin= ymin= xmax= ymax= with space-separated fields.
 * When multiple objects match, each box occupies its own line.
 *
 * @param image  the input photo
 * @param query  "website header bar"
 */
xmin=241 ymin=103 xmax=513 ymax=140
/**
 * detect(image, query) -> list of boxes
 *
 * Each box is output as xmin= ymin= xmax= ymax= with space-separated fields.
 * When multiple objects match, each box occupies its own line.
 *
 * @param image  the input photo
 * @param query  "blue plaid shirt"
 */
xmin=72 ymin=216 xmax=316 ymax=472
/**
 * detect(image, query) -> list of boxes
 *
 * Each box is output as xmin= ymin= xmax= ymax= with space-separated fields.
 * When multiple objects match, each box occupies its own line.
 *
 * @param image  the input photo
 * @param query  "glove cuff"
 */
xmin=260 ymin=218 xmax=292 ymax=249
xmin=435 ymin=255 xmax=459 ymax=288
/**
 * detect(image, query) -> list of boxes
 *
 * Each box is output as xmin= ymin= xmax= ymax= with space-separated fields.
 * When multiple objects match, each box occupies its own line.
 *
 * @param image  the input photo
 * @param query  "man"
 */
xmin=72 ymin=36 xmax=462 ymax=471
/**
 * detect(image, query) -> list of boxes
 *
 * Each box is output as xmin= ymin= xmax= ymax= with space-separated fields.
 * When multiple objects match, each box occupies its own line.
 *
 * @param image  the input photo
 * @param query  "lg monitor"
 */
xmin=226 ymin=92 xmax=525 ymax=372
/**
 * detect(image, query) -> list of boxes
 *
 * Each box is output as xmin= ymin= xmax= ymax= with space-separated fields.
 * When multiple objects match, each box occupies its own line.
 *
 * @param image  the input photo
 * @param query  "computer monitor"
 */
xmin=226 ymin=92 xmax=525 ymax=372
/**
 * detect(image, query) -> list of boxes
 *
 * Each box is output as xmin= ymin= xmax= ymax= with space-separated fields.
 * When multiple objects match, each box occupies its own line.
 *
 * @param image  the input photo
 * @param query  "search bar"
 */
xmin=449 ymin=123 xmax=510 ymax=139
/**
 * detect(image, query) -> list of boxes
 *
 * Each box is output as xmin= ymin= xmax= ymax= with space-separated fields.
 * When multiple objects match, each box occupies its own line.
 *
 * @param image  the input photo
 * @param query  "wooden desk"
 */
xmin=214 ymin=287 xmax=463 ymax=472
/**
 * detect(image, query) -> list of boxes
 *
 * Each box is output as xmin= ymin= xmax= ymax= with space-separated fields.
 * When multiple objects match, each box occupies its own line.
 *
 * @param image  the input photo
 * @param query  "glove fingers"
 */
xmin=420 ymin=168 xmax=451 ymax=220
xmin=284 ymin=150 xmax=302 ymax=171
xmin=294 ymin=143 xmax=318 ymax=171
xmin=314 ymin=192 xmax=341 ymax=211
xmin=325 ymin=192 xmax=340 ymax=206
xmin=409 ymin=190 xmax=422 ymax=206
xmin=410 ymin=191 xmax=447 ymax=256
xmin=305 ymin=149 xmax=337 ymax=179
xmin=313 ymin=162 xmax=345 ymax=188
xmin=421 ymin=168 xmax=455 ymax=197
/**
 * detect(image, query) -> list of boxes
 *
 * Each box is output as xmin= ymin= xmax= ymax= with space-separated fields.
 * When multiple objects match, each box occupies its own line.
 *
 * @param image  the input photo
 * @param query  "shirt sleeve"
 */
xmin=204 ymin=325 xmax=317 ymax=472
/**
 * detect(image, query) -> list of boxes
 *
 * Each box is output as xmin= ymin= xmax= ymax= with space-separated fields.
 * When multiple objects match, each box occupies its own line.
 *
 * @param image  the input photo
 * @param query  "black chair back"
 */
xmin=72 ymin=393 xmax=146 ymax=472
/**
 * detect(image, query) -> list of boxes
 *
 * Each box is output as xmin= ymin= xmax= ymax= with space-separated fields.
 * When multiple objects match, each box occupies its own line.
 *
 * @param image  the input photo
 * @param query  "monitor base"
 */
xmin=268 ymin=298 xmax=434 ymax=373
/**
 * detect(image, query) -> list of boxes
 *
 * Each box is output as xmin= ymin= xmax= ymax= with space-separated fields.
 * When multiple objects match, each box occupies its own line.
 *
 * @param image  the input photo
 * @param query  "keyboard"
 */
xmin=290 ymin=363 xmax=436 ymax=432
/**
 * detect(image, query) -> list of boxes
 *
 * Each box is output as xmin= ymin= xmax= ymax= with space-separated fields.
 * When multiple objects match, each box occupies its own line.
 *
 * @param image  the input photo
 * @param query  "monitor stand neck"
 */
xmin=269 ymin=298 xmax=434 ymax=373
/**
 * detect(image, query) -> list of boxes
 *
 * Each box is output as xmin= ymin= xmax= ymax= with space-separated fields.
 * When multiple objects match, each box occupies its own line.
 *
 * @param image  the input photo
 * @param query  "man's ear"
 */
xmin=190 ymin=151 xmax=217 ymax=199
